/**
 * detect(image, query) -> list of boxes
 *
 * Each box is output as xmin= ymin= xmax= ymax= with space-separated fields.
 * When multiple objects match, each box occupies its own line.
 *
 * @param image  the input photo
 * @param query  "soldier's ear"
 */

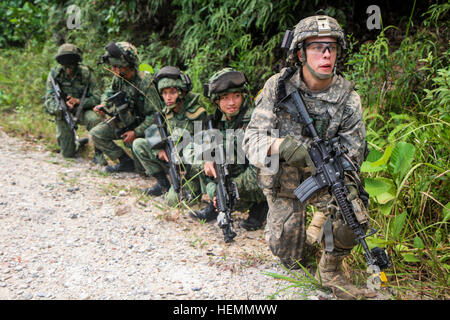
xmin=297 ymin=49 xmax=305 ymax=63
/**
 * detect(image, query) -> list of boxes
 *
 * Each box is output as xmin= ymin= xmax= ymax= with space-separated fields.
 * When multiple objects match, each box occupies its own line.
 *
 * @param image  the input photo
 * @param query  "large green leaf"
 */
xmin=365 ymin=177 xmax=397 ymax=204
xmin=361 ymin=148 xmax=386 ymax=172
xmin=361 ymin=162 xmax=387 ymax=173
xmin=388 ymin=142 xmax=415 ymax=186
xmin=378 ymin=199 xmax=395 ymax=215
xmin=388 ymin=123 xmax=413 ymax=143
xmin=366 ymin=148 xmax=384 ymax=162
xmin=361 ymin=145 xmax=392 ymax=173
xmin=138 ymin=63 xmax=154 ymax=74
xmin=372 ymin=145 xmax=393 ymax=167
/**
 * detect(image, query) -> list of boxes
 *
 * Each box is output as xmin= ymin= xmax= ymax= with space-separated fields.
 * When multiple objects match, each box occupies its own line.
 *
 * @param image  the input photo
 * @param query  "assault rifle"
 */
xmin=49 ymin=75 xmax=78 ymax=139
xmin=278 ymin=90 xmax=390 ymax=284
xmin=154 ymin=112 xmax=184 ymax=197
xmin=206 ymin=117 xmax=238 ymax=243
xmin=101 ymin=91 xmax=142 ymax=137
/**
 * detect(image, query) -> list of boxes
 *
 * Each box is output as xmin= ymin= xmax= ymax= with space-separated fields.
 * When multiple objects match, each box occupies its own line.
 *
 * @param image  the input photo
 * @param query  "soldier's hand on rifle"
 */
xmin=158 ymin=150 xmax=169 ymax=162
xmin=279 ymin=136 xmax=316 ymax=175
xmin=94 ymin=104 xmax=105 ymax=115
xmin=204 ymin=161 xmax=217 ymax=178
xmin=66 ymin=96 xmax=80 ymax=110
xmin=213 ymin=196 xmax=217 ymax=209
xmin=121 ymin=130 xmax=136 ymax=144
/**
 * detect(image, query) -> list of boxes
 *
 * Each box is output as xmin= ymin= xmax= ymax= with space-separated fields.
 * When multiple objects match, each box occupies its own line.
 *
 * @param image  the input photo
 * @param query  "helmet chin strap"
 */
xmin=305 ymin=61 xmax=335 ymax=80
xmin=225 ymin=108 xmax=240 ymax=117
xmin=299 ymin=46 xmax=336 ymax=80
xmin=166 ymin=90 xmax=185 ymax=111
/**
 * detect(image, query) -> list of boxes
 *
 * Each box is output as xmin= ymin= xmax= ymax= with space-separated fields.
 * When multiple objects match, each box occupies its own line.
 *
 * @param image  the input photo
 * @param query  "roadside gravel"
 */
xmin=0 ymin=129 xmax=332 ymax=300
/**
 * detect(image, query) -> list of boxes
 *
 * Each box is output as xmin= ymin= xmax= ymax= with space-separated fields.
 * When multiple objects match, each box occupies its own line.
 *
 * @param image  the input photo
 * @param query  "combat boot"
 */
xmin=142 ymin=171 xmax=170 ymax=196
xmin=77 ymin=137 xmax=89 ymax=149
xmin=105 ymin=153 xmax=135 ymax=173
xmin=316 ymin=252 xmax=371 ymax=300
xmin=190 ymin=201 xmax=218 ymax=222
xmin=240 ymin=201 xmax=268 ymax=231
xmin=92 ymin=147 xmax=107 ymax=166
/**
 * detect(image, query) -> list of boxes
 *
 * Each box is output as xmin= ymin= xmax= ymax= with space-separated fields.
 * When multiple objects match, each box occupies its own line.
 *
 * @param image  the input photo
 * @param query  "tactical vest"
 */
xmin=259 ymin=67 xmax=356 ymax=199
xmin=53 ymin=65 xmax=92 ymax=107
xmin=145 ymin=92 xmax=206 ymax=150
xmin=211 ymin=98 xmax=254 ymax=178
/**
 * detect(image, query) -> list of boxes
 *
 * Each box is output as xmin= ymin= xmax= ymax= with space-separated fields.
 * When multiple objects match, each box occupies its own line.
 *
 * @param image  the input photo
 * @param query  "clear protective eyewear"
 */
xmin=305 ymin=41 xmax=339 ymax=55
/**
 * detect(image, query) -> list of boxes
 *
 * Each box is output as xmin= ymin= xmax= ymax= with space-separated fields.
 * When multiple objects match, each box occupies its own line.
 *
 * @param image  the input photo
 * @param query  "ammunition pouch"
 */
xmin=116 ymin=103 xmax=135 ymax=127
xmin=301 ymin=112 xmax=331 ymax=140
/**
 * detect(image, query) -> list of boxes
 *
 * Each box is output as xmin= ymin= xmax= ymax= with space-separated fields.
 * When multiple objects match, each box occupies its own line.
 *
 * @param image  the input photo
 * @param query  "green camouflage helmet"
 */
xmin=206 ymin=67 xmax=248 ymax=105
xmin=286 ymin=15 xmax=347 ymax=65
xmin=55 ymin=43 xmax=82 ymax=66
xmin=154 ymin=66 xmax=192 ymax=94
xmin=103 ymin=41 xmax=139 ymax=68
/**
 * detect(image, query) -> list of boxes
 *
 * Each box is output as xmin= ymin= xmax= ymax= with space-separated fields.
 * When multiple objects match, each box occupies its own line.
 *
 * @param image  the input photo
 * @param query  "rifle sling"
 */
xmin=74 ymin=82 xmax=89 ymax=122
xmin=54 ymin=68 xmax=89 ymax=125
xmin=322 ymin=216 xmax=334 ymax=252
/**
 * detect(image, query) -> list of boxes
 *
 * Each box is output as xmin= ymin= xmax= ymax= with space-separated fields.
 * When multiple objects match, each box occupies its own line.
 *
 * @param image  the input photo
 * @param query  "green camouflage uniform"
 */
xmin=44 ymin=65 xmax=101 ymax=157
xmin=133 ymin=92 xmax=207 ymax=205
xmin=90 ymin=70 xmax=163 ymax=161
xmin=243 ymin=67 xmax=366 ymax=266
xmin=203 ymin=98 xmax=266 ymax=212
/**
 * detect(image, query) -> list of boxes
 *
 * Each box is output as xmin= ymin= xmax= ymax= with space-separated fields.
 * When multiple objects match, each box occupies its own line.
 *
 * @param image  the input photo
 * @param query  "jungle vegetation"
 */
xmin=0 ymin=0 xmax=448 ymax=299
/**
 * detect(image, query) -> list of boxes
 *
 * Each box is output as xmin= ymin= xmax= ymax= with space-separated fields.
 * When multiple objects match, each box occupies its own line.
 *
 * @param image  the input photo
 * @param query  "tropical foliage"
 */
xmin=0 ymin=0 xmax=448 ymax=299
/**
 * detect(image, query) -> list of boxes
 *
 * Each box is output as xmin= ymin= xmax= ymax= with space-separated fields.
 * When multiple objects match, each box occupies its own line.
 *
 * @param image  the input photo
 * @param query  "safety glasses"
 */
xmin=305 ymin=41 xmax=339 ymax=55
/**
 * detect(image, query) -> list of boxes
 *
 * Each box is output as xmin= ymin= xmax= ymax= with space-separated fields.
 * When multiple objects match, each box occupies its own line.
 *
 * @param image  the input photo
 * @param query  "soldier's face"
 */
xmin=111 ymin=65 xmax=134 ymax=80
xmin=161 ymin=87 xmax=179 ymax=107
xmin=63 ymin=65 xmax=75 ymax=76
xmin=301 ymin=36 xmax=338 ymax=75
xmin=218 ymin=92 xmax=243 ymax=116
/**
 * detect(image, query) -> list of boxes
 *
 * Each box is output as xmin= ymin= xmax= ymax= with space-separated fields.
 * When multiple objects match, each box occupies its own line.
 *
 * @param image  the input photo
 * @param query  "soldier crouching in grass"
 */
xmin=90 ymin=41 xmax=164 ymax=173
xmin=243 ymin=15 xmax=378 ymax=299
xmin=44 ymin=43 xmax=104 ymax=162
xmin=132 ymin=66 xmax=207 ymax=206
xmin=190 ymin=68 xmax=268 ymax=232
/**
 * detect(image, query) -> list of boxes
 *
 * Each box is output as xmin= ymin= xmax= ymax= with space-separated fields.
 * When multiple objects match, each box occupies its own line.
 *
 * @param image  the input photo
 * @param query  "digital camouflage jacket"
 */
xmin=243 ymin=68 xmax=366 ymax=198
xmin=101 ymin=70 xmax=164 ymax=137
xmin=44 ymin=65 xmax=99 ymax=116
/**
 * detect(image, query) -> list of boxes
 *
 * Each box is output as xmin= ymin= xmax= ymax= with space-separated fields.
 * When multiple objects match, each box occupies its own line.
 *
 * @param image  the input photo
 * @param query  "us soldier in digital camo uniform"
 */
xmin=132 ymin=66 xmax=207 ymax=206
xmin=44 ymin=43 xmax=104 ymax=162
xmin=191 ymin=68 xmax=268 ymax=231
xmin=243 ymin=15 xmax=375 ymax=299
xmin=91 ymin=41 xmax=164 ymax=173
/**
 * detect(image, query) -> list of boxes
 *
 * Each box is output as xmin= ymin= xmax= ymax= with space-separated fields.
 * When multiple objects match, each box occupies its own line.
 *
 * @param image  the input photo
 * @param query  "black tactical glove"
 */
xmin=279 ymin=136 xmax=316 ymax=175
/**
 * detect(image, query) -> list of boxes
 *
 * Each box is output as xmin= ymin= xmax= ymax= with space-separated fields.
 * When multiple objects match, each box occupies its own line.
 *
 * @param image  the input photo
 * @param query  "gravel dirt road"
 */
xmin=0 ymin=129 xmax=331 ymax=300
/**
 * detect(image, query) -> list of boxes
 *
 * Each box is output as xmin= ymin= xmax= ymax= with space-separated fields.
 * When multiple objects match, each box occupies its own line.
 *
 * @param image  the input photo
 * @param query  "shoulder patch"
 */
xmin=254 ymin=88 xmax=263 ymax=101
xmin=186 ymin=107 xmax=206 ymax=120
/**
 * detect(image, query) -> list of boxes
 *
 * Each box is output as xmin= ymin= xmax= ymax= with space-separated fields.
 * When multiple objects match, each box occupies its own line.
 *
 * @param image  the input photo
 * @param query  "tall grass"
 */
xmin=0 ymin=0 xmax=448 ymax=300
xmin=340 ymin=16 xmax=449 ymax=299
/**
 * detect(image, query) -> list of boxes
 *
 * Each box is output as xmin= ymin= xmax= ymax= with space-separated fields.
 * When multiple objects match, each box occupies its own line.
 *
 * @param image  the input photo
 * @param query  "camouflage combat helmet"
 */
xmin=55 ymin=43 xmax=82 ymax=66
xmin=205 ymin=68 xmax=248 ymax=105
xmin=102 ymin=41 xmax=139 ymax=68
xmin=286 ymin=15 xmax=347 ymax=66
xmin=154 ymin=66 xmax=192 ymax=94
